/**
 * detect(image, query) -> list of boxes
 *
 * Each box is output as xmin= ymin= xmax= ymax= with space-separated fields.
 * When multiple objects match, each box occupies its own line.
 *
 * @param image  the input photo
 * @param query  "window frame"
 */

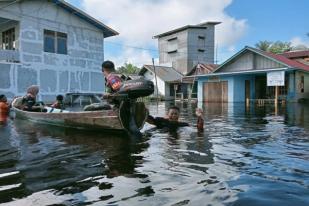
xmin=43 ymin=29 xmax=67 ymax=55
xmin=2 ymin=27 xmax=15 ymax=50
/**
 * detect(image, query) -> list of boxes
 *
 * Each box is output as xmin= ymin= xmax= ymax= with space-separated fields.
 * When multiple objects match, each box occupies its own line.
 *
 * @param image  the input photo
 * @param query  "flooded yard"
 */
xmin=0 ymin=102 xmax=308 ymax=206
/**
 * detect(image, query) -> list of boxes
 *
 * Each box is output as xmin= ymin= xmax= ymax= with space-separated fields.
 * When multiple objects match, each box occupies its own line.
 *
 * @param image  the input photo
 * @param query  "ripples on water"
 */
xmin=0 ymin=102 xmax=308 ymax=206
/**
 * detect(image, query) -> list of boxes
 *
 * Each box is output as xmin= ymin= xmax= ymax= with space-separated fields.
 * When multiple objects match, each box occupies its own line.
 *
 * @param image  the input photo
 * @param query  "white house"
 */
xmin=139 ymin=65 xmax=183 ymax=100
xmin=0 ymin=0 xmax=118 ymax=101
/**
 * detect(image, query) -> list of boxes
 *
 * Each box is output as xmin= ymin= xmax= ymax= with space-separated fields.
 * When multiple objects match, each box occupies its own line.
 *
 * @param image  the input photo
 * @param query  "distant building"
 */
xmin=154 ymin=22 xmax=220 ymax=75
xmin=140 ymin=22 xmax=220 ymax=100
xmin=0 ymin=0 xmax=118 ymax=101
xmin=139 ymin=65 xmax=183 ymax=100
xmin=196 ymin=46 xmax=309 ymax=102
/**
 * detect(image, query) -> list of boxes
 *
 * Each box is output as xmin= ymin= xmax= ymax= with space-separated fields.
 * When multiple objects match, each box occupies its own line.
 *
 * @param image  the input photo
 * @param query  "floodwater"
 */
xmin=0 ymin=102 xmax=309 ymax=206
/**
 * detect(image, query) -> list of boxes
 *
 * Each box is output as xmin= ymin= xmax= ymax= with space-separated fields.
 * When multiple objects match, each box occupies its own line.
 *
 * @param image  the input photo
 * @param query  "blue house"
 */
xmin=196 ymin=47 xmax=309 ymax=102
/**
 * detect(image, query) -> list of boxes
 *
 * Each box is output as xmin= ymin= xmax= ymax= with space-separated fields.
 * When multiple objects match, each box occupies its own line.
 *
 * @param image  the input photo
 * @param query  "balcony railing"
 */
xmin=0 ymin=49 xmax=20 ymax=62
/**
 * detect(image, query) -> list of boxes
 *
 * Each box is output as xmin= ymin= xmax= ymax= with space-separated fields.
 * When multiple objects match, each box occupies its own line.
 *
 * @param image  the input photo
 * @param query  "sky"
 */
xmin=67 ymin=0 xmax=309 ymax=67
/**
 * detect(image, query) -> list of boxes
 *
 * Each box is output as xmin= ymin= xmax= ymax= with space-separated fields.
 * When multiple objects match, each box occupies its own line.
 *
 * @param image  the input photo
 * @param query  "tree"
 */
xmin=255 ymin=40 xmax=293 ymax=53
xmin=116 ymin=63 xmax=141 ymax=75
xmin=255 ymin=40 xmax=272 ymax=51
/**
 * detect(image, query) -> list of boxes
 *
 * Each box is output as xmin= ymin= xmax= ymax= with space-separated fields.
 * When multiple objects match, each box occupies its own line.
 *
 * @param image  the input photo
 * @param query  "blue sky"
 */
xmin=226 ymin=0 xmax=309 ymax=49
xmin=67 ymin=0 xmax=309 ymax=66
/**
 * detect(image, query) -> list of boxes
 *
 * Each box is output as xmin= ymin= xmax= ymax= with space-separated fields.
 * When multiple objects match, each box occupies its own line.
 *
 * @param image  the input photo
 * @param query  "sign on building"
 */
xmin=267 ymin=71 xmax=285 ymax=86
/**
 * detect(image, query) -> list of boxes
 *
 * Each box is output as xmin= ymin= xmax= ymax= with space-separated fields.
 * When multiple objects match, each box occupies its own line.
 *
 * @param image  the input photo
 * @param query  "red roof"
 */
xmin=280 ymin=50 xmax=309 ymax=59
xmin=249 ymin=47 xmax=309 ymax=72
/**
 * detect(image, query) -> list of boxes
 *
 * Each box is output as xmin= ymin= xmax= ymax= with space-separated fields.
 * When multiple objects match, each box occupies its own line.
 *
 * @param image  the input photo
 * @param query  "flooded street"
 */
xmin=0 ymin=102 xmax=309 ymax=206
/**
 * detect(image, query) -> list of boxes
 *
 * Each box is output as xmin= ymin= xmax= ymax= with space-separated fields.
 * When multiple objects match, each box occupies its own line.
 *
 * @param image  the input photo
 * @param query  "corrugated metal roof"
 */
xmin=139 ymin=65 xmax=183 ymax=82
xmin=153 ymin=21 xmax=221 ymax=38
xmin=280 ymin=50 xmax=309 ymax=59
xmin=213 ymin=46 xmax=309 ymax=73
xmin=186 ymin=63 xmax=218 ymax=76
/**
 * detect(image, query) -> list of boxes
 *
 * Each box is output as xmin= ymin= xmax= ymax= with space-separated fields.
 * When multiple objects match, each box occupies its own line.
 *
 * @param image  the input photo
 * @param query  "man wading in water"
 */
xmin=147 ymin=106 xmax=189 ymax=131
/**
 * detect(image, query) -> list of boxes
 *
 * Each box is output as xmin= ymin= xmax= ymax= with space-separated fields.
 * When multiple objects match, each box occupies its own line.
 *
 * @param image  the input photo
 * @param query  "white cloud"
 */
xmin=80 ymin=0 xmax=248 ymax=66
xmin=290 ymin=37 xmax=309 ymax=47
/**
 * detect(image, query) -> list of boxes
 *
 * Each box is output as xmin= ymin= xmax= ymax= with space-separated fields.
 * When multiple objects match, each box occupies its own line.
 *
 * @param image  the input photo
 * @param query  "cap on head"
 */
xmin=102 ymin=60 xmax=115 ymax=73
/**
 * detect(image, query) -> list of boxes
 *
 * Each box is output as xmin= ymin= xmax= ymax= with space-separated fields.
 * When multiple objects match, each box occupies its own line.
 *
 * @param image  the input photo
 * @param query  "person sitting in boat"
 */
xmin=21 ymin=85 xmax=47 ymax=112
xmin=0 ymin=95 xmax=9 ymax=124
xmin=102 ymin=60 xmax=123 ymax=104
xmin=51 ymin=94 xmax=65 ymax=110
xmin=146 ymin=106 xmax=189 ymax=131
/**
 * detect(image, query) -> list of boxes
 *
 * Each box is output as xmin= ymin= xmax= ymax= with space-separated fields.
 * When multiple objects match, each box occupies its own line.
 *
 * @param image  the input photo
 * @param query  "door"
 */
xmin=245 ymin=80 xmax=250 ymax=101
xmin=203 ymin=81 xmax=228 ymax=102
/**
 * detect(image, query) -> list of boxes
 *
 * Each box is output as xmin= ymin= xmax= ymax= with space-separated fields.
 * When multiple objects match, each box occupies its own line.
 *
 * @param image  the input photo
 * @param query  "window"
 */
xmin=44 ymin=29 xmax=67 ymax=54
xmin=198 ymin=49 xmax=205 ymax=52
xmin=2 ymin=28 xmax=15 ymax=50
xmin=198 ymin=35 xmax=205 ymax=40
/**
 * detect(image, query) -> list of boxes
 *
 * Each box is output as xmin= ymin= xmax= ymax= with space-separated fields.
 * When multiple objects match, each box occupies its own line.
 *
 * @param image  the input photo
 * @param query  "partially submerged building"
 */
xmin=0 ymin=0 xmax=118 ymax=101
xmin=196 ymin=47 xmax=309 ymax=102
xmin=140 ymin=22 xmax=220 ymax=100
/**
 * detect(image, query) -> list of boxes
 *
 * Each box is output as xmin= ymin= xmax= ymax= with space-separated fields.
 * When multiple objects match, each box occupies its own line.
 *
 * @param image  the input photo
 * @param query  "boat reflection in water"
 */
xmin=0 ymin=119 xmax=150 ymax=204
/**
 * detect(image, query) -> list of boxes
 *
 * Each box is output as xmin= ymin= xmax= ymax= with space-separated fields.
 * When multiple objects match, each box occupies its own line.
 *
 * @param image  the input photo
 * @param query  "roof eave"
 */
xmin=53 ymin=0 xmax=119 ymax=38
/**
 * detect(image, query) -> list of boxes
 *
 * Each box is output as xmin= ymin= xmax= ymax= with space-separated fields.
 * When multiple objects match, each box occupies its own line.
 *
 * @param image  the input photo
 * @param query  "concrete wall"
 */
xmin=0 ymin=1 xmax=105 ymax=102
xmin=158 ymin=30 xmax=188 ymax=74
xmin=158 ymin=24 xmax=216 ymax=75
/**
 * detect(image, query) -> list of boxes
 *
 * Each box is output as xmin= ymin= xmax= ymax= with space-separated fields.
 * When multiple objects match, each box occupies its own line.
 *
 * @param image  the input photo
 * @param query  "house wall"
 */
xmin=295 ymin=71 xmax=309 ymax=101
xmin=143 ymin=70 xmax=165 ymax=96
xmin=197 ymin=74 xmax=255 ymax=102
xmin=217 ymin=51 xmax=284 ymax=73
xmin=0 ymin=1 xmax=105 ymax=102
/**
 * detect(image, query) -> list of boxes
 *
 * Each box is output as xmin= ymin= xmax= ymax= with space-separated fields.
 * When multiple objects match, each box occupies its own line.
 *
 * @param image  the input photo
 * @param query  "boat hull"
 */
xmin=12 ymin=107 xmax=125 ymax=131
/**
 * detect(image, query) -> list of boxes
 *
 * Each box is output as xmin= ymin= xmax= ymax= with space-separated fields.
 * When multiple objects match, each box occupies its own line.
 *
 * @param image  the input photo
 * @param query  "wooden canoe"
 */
xmin=11 ymin=101 xmax=148 ymax=134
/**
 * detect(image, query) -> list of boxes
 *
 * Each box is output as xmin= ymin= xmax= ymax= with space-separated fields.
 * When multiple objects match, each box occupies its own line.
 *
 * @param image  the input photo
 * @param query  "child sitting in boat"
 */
xmin=51 ymin=95 xmax=65 ymax=110
xmin=146 ymin=106 xmax=189 ymax=130
xmin=21 ymin=85 xmax=47 ymax=112
xmin=0 ymin=95 xmax=9 ymax=124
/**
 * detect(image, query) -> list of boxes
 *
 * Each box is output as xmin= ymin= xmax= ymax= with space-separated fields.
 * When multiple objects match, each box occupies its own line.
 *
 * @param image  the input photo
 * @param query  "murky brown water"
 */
xmin=0 ymin=102 xmax=308 ymax=206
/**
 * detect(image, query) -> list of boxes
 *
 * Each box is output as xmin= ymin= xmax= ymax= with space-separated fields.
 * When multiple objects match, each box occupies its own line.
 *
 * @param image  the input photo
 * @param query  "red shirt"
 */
xmin=106 ymin=73 xmax=122 ymax=93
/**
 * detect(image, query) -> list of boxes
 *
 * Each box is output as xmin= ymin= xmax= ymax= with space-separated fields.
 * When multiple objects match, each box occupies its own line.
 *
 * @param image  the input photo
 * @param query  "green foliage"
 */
xmin=255 ymin=40 xmax=292 ymax=53
xmin=116 ymin=63 xmax=141 ymax=75
xmin=255 ymin=40 xmax=272 ymax=51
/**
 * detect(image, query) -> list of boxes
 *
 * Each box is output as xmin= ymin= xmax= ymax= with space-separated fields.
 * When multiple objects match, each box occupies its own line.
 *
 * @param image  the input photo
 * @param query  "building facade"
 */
xmin=139 ymin=65 xmax=183 ymax=100
xmin=196 ymin=47 xmax=309 ymax=103
xmin=154 ymin=22 xmax=220 ymax=75
xmin=0 ymin=0 xmax=118 ymax=101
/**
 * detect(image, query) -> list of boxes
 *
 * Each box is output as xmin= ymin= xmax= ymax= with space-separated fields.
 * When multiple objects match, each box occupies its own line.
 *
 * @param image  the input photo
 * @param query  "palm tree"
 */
xmin=255 ymin=40 xmax=272 ymax=51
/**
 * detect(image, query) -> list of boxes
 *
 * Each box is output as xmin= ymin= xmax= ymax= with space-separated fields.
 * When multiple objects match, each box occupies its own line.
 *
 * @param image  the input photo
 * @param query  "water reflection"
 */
xmin=0 ymin=102 xmax=308 ymax=205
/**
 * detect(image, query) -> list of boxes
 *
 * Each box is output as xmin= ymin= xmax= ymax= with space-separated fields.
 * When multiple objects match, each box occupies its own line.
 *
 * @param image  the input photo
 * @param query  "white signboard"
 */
xmin=267 ymin=71 xmax=285 ymax=86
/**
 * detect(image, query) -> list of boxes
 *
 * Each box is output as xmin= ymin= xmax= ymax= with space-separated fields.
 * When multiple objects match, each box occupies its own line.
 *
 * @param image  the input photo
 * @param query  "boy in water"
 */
xmin=195 ymin=108 xmax=204 ymax=132
xmin=147 ymin=106 xmax=189 ymax=130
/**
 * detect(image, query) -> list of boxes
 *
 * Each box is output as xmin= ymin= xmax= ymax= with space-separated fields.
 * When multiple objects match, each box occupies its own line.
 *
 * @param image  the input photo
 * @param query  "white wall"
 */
xmin=0 ymin=1 xmax=106 ymax=102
